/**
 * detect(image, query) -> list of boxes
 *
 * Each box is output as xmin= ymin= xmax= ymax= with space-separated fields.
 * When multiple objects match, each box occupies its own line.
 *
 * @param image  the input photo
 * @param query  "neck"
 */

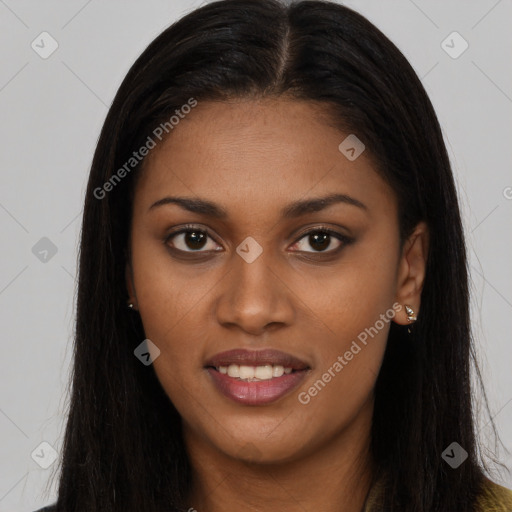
xmin=182 ymin=399 xmax=375 ymax=512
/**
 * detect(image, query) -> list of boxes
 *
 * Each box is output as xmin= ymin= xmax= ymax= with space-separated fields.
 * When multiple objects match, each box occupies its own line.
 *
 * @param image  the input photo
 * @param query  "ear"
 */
xmin=393 ymin=221 xmax=429 ymax=325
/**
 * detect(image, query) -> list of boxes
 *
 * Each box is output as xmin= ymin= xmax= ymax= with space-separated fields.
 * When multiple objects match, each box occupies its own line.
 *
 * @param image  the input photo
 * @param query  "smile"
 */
xmin=205 ymin=349 xmax=310 ymax=405
xmin=216 ymin=364 xmax=294 ymax=381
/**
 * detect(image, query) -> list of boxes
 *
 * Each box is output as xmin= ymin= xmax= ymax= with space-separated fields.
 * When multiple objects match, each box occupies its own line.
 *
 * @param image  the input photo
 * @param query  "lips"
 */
xmin=205 ymin=348 xmax=309 ymax=370
xmin=204 ymin=348 xmax=311 ymax=406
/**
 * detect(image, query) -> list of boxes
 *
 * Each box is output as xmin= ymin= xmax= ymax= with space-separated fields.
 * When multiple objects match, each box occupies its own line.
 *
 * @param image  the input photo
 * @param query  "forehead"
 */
xmin=134 ymin=98 xmax=396 ymax=223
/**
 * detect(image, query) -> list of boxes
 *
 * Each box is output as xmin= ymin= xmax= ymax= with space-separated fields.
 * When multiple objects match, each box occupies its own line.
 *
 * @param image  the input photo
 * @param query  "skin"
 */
xmin=126 ymin=98 xmax=429 ymax=512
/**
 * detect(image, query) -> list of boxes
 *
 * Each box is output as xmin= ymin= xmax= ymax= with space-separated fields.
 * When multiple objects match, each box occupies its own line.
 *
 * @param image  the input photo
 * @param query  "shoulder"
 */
xmin=363 ymin=473 xmax=512 ymax=512
xmin=475 ymin=477 xmax=512 ymax=511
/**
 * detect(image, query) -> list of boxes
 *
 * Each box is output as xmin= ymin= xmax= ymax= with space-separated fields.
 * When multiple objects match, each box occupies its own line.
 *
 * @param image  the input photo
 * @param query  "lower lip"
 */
xmin=206 ymin=367 xmax=309 ymax=406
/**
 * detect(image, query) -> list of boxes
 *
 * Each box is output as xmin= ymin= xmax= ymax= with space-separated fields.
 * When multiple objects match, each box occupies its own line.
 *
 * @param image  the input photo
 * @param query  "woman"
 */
xmin=36 ymin=0 xmax=512 ymax=510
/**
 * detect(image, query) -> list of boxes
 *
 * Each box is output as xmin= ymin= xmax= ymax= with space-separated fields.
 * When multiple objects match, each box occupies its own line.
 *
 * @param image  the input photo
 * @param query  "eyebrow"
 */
xmin=148 ymin=193 xmax=368 ymax=218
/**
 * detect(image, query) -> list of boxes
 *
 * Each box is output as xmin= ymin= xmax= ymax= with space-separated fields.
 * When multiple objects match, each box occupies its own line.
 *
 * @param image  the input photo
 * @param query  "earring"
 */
xmin=128 ymin=302 xmax=134 ymax=309
xmin=405 ymin=305 xmax=417 ymax=322
xmin=404 ymin=304 xmax=417 ymax=334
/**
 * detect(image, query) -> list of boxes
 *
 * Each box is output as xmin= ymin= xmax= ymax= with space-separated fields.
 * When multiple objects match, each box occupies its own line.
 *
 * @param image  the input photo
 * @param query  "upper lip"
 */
xmin=205 ymin=349 xmax=309 ymax=370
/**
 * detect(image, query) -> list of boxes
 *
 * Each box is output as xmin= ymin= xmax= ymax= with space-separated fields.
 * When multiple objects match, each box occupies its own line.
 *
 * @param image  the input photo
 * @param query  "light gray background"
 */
xmin=0 ymin=0 xmax=511 ymax=510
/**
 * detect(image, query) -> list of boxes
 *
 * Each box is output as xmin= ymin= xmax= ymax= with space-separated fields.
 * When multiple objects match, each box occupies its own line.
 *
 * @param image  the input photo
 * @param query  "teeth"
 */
xmin=218 ymin=364 xmax=295 ymax=381
xmin=255 ymin=365 xmax=273 ymax=379
xmin=239 ymin=365 xmax=255 ymax=379
xmin=227 ymin=365 xmax=239 ymax=378
xmin=272 ymin=365 xmax=284 ymax=377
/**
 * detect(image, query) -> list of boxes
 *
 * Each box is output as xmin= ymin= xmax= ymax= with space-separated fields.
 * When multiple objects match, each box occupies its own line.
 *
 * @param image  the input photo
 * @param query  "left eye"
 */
xmin=292 ymin=230 xmax=348 ymax=253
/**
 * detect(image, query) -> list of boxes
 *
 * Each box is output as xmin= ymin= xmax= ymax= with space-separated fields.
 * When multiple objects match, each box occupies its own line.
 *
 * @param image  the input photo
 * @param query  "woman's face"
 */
xmin=127 ymin=98 xmax=427 ymax=464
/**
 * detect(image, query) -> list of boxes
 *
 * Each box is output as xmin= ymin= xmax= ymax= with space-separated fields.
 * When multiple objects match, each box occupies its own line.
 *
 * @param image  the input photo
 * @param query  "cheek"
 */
xmin=295 ymin=236 xmax=398 ymax=410
xmin=311 ymin=237 xmax=398 ymax=343
xmin=129 ymin=230 xmax=227 ymax=411
xmin=131 ymin=229 xmax=212 ymax=338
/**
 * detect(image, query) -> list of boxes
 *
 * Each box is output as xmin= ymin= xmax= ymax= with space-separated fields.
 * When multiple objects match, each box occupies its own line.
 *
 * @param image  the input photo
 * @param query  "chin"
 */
xmin=212 ymin=424 xmax=309 ymax=465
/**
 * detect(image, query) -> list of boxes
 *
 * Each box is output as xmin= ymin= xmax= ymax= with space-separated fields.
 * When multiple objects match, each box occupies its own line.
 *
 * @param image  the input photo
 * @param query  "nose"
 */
xmin=214 ymin=248 xmax=295 ymax=336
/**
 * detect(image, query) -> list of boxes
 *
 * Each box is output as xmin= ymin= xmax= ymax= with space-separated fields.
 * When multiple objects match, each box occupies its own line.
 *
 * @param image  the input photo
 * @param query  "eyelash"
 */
xmin=163 ymin=224 xmax=353 ymax=257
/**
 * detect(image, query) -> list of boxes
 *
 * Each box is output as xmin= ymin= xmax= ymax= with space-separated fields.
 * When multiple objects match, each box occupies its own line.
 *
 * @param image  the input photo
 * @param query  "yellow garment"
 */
xmin=475 ymin=478 xmax=512 ymax=512
xmin=363 ymin=475 xmax=512 ymax=511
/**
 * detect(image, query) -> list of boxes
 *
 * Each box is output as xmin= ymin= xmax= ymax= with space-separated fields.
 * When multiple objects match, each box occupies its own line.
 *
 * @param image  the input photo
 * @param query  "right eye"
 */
xmin=164 ymin=225 xmax=223 ymax=253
